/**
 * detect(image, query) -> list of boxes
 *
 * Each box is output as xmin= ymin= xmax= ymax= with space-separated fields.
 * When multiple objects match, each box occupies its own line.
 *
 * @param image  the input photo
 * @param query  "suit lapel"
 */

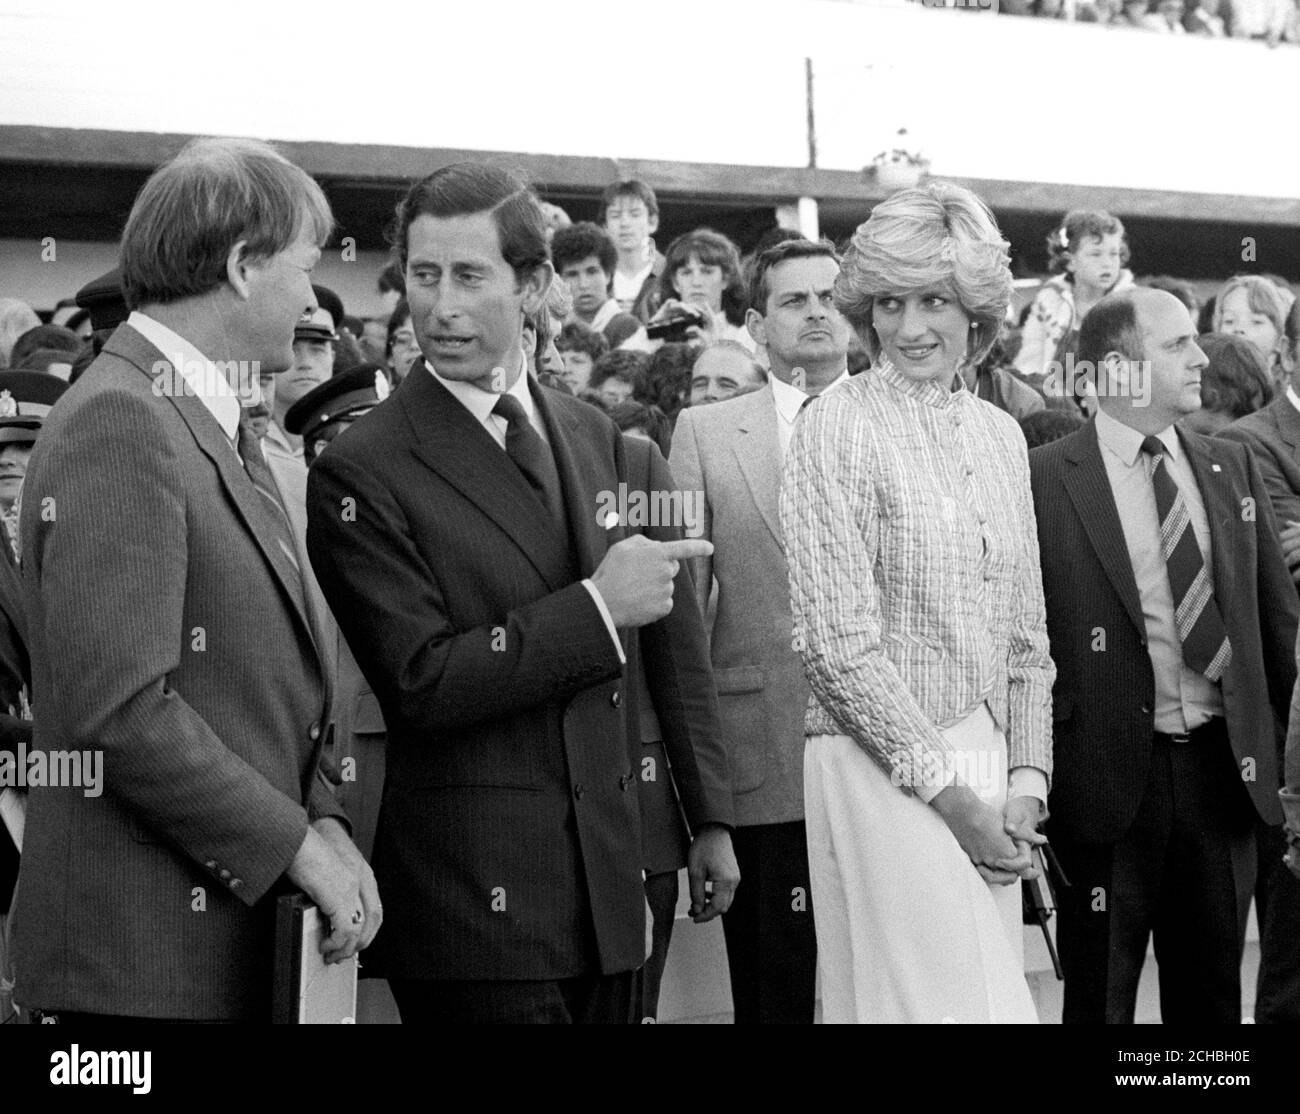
xmin=1271 ymin=395 xmax=1300 ymax=456
xmin=401 ymin=367 xmax=572 ymax=591
xmin=531 ymin=378 xmax=613 ymax=577
xmin=107 ymin=327 xmax=318 ymax=646
xmin=1180 ymin=428 xmax=1239 ymax=618
xmin=729 ymin=387 xmax=784 ymax=553
xmin=1062 ymin=420 xmax=1147 ymax=638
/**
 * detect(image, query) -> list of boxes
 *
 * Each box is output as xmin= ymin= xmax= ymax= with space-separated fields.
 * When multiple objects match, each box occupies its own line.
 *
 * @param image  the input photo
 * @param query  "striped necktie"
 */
xmin=236 ymin=417 xmax=306 ymax=611
xmin=1140 ymin=434 xmax=1232 ymax=682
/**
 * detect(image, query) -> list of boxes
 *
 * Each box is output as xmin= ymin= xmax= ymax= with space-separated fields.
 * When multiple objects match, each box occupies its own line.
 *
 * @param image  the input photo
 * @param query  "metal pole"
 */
xmin=805 ymin=57 xmax=817 ymax=170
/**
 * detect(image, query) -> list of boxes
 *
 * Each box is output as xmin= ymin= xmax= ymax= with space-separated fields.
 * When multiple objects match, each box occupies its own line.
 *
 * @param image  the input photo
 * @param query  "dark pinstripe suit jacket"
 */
xmin=620 ymin=435 xmax=733 ymax=872
xmin=1029 ymin=418 xmax=1298 ymax=844
xmin=307 ymin=369 xmax=723 ymax=980
xmin=11 ymin=323 xmax=344 ymax=1020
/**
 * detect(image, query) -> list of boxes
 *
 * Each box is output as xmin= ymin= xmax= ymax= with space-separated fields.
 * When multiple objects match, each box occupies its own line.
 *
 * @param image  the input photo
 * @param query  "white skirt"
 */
xmin=804 ymin=703 xmax=1038 ymax=1024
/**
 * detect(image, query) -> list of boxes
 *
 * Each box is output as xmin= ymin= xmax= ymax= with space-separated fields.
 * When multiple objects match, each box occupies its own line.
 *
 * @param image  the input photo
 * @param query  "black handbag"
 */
xmin=1021 ymin=841 xmax=1070 ymax=980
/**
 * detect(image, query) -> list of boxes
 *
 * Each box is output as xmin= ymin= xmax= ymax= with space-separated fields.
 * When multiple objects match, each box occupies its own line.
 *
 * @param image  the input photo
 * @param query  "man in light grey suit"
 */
xmin=670 ymin=238 xmax=850 ymax=1023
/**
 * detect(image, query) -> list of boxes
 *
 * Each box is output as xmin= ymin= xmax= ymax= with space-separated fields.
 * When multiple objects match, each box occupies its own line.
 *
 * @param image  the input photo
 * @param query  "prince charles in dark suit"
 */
xmin=306 ymin=163 xmax=735 ymax=1024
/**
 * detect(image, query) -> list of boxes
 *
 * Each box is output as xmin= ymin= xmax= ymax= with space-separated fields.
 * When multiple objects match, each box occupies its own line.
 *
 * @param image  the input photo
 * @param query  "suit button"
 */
xmin=573 ymin=783 xmax=585 ymax=800
xmin=219 ymin=868 xmax=232 ymax=881
xmin=309 ymin=723 xmax=322 ymax=741
xmin=205 ymin=860 xmax=218 ymax=871
xmin=228 ymin=878 xmax=243 ymax=891
xmin=611 ymin=690 xmax=621 ymax=708
xmin=1141 ymin=703 xmax=1152 ymax=715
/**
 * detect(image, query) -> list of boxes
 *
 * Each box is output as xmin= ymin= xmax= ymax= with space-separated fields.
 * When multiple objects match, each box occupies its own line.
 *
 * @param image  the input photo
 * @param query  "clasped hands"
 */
xmin=287 ymin=817 xmax=383 ymax=964
xmin=935 ymin=785 xmax=1046 ymax=886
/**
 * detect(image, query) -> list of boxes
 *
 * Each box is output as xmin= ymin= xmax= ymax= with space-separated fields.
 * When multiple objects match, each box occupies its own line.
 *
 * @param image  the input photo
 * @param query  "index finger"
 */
xmin=660 ymin=539 xmax=714 ymax=560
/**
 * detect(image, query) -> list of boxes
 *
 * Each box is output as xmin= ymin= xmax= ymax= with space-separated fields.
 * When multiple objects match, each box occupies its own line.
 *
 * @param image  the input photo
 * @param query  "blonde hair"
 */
xmin=1212 ymin=275 xmax=1294 ymax=343
xmin=834 ymin=181 xmax=1012 ymax=366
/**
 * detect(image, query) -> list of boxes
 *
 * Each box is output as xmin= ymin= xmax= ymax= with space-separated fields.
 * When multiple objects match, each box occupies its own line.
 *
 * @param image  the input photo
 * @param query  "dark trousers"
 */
xmin=642 ymin=871 xmax=678 ymax=1022
xmin=388 ymin=971 xmax=640 ymax=1024
xmin=720 ymin=820 xmax=817 ymax=1024
xmin=1055 ymin=721 xmax=1256 ymax=1024
xmin=1254 ymin=819 xmax=1300 ymax=1023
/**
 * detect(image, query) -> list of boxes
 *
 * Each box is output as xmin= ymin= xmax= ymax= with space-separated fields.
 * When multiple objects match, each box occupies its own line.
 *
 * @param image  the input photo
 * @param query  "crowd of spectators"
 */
xmin=915 ymin=0 xmax=1300 ymax=44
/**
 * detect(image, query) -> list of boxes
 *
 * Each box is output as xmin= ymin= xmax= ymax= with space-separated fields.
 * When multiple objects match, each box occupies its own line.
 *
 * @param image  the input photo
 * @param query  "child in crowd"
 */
xmin=1014 ymin=210 xmax=1134 ymax=387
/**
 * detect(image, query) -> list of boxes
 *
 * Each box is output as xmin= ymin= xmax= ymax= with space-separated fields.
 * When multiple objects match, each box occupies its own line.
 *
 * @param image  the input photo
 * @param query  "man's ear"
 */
xmin=746 ymin=307 xmax=767 ymax=348
xmin=226 ymin=240 xmax=253 ymax=300
xmin=1100 ymin=350 xmax=1127 ymax=394
xmin=520 ymin=261 xmax=553 ymax=316
xmin=647 ymin=213 xmax=659 ymax=237
xmin=1280 ymin=340 xmax=1298 ymax=377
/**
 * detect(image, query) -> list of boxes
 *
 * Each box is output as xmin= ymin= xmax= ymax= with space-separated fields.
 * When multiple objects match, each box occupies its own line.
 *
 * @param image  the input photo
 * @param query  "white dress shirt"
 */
xmin=425 ymin=357 xmax=625 ymax=662
xmin=1094 ymin=406 xmax=1224 ymax=733
xmin=770 ymin=369 xmax=849 ymax=460
xmin=128 ymin=311 xmax=240 ymax=444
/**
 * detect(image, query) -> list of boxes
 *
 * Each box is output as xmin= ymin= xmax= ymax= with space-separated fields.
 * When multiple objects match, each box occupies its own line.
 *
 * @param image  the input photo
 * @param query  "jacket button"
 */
xmin=205 ymin=860 xmax=218 ymax=871
xmin=228 ymin=878 xmax=243 ymax=891
xmin=309 ymin=723 xmax=322 ymax=741
xmin=1140 ymin=703 xmax=1151 ymax=715
xmin=573 ymin=783 xmax=585 ymax=800
xmin=219 ymin=868 xmax=232 ymax=881
xmin=611 ymin=690 xmax=621 ymax=708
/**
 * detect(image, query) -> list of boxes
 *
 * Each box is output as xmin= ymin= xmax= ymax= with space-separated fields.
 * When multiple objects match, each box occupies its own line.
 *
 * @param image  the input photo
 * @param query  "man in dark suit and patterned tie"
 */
xmin=11 ymin=137 xmax=379 ymax=1022
xmin=1029 ymin=288 xmax=1299 ymax=1023
xmin=306 ymin=162 xmax=735 ymax=1024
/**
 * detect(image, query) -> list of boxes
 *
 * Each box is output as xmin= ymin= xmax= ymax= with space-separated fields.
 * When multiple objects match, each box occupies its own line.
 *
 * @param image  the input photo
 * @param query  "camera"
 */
xmin=646 ymin=307 xmax=705 ymax=343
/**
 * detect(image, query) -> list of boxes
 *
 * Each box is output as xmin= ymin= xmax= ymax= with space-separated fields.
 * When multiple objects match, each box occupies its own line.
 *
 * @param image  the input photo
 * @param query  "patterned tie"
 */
xmin=1140 ymin=434 xmax=1232 ymax=682
xmin=492 ymin=394 xmax=565 ymax=525
xmin=236 ymin=417 xmax=306 ymax=612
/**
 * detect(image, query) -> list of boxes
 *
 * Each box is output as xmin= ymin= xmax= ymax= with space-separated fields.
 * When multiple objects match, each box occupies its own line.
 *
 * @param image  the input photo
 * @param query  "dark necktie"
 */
xmin=492 ymin=394 xmax=565 ymax=525
xmin=236 ymin=417 xmax=306 ymax=612
xmin=1140 ymin=434 xmax=1231 ymax=682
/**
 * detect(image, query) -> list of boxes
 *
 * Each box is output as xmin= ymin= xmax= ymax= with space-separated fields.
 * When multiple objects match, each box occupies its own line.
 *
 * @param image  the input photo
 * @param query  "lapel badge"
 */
xmin=1211 ymin=464 xmax=1221 ymax=472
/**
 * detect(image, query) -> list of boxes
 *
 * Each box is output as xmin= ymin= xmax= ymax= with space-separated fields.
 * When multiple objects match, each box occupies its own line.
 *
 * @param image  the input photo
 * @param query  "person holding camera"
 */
xmin=649 ymin=229 xmax=757 ymax=354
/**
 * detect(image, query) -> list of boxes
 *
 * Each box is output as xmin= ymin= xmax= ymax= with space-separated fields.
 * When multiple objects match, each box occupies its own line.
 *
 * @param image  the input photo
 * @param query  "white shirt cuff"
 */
xmin=582 ymin=579 xmax=626 ymax=665
xmin=1008 ymin=766 xmax=1049 ymax=808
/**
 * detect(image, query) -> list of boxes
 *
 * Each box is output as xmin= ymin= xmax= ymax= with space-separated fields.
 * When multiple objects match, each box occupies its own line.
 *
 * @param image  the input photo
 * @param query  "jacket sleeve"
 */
xmin=637 ymin=441 xmax=733 ymax=830
xmin=1002 ymin=425 xmax=1056 ymax=783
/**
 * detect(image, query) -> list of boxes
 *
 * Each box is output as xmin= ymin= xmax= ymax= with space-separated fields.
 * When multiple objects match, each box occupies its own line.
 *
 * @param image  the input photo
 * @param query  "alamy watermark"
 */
xmin=1042 ymin=354 xmax=1152 ymax=408
xmin=595 ymin=483 xmax=705 ymax=537
xmin=0 ymin=744 xmax=103 ymax=797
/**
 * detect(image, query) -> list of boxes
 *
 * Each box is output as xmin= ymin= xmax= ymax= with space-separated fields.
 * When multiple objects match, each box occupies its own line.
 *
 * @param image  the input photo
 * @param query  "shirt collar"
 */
xmin=425 ymin=349 xmax=535 ymax=427
xmin=127 ymin=311 xmax=241 ymax=442
xmin=872 ymin=355 xmax=968 ymax=410
xmin=1094 ymin=405 xmax=1181 ymax=467
xmin=770 ymin=368 xmax=849 ymax=423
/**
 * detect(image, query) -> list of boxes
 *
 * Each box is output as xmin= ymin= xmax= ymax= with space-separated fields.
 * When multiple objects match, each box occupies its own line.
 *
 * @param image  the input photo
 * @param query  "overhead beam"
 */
xmin=1 ymin=125 xmax=1296 ymax=227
